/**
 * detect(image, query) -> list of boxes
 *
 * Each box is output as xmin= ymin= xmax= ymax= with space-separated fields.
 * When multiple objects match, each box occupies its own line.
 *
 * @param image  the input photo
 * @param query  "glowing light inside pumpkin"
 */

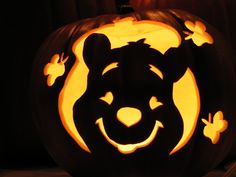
xmin=149 ymin=96 xmax=163 ymax=110
xmin=44 ymin=17 xmax=216 ymax=154
xmin=184 ymin=21 xmax=213 ymax=46
xmin=58 ymin=55 xmax=90 ymax=152
xmin=171 ymin=68 xmax=200 ymax=155
xmin=99 ymin=92 xmax=114 ymax=105
xmin=57 ymin=18 xmax=182 ymax=153
xmin=116 ymin=107 xmax=142 ymax=127
xmin=149 ymin=64 xmax=164 ymax=80
xmin=102 ymin=62 xmax=119 ymax=76
xmin=44 ymin=53 xmax=68 ymax=86
xmin=96 ymin=118 xmax=164 ymax=154
xmin=202 ymin=111 xmax=228 ymax=144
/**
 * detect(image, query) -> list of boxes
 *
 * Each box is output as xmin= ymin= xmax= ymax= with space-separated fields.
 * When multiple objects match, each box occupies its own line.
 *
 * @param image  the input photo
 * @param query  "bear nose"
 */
xmin=116 ymin=107 xmax=142 ymax=127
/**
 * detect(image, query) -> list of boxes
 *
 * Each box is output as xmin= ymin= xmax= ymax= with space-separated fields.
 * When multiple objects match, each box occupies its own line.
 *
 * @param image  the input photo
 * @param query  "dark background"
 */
xmin=2 ymin=0 xmax=236 ymax=169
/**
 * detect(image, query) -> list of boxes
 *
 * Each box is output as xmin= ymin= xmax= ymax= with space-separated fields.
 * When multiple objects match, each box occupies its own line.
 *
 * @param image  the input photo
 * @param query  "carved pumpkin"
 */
xmin=31 ymin=9 xmax=236 ymax=177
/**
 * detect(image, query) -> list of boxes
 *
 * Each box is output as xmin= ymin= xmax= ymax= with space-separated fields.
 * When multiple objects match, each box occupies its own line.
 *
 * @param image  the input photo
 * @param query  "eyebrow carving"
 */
xmin=149 ymin=64 xmax=163 ymax=80
xmin=102 ymin=62 xmax=119 ymax=76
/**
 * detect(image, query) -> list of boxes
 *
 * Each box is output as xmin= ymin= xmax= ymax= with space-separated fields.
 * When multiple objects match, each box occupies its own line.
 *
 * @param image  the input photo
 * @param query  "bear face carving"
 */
xmin=73 ymin=33 xmax=193 ymax=155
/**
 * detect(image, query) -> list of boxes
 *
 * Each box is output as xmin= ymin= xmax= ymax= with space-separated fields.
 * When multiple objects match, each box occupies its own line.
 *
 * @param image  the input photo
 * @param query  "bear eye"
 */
xmin=149 ymin=96 xmax=163 ymax=110
xmin=99 ymin=91 xmax=114 ymax=105
xmin=102 ymin=62 xmax=119 ymax=76
xmin=149 ymin=64 xmax=163 ymax=80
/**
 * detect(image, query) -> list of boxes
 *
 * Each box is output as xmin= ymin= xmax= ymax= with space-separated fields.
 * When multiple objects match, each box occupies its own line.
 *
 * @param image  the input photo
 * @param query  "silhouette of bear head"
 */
xmin=73 ymin=33 xmax=193 ymax=156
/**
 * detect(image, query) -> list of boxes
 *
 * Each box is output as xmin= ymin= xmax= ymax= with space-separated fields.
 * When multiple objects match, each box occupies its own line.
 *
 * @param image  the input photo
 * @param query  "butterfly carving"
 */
xmin=184 ymin=20 xmax=213 ymax=46
xmin=44 ymin=53 xmax=69 ymax=86
xmin=202 ymin=111 xmax=228 ymax=144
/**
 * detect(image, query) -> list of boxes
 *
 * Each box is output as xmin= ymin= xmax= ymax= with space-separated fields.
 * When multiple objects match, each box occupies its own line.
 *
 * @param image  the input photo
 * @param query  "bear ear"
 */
xmin=83 ymin=33 xmax=111 ymax=69
xmin=162 ymin=42 xmax=190 ymax=82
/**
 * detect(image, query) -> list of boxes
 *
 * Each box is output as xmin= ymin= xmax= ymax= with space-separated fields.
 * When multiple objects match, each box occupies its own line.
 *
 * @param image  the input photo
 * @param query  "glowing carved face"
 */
xmin=44 ymin=18 xmax=219 ymax=155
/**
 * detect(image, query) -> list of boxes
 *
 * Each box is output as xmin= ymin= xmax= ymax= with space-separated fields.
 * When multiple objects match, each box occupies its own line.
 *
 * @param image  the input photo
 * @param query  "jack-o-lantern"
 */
xmin=31 ymin=9 xmax=236 ymax=177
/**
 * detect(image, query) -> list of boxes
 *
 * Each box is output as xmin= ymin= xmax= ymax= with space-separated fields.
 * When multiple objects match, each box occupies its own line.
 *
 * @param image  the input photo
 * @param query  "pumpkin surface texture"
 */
xmin=31 ymin=9 xmax=236 ymax=177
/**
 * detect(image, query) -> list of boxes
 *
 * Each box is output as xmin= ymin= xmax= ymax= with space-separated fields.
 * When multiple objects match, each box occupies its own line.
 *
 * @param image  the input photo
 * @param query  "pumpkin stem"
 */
xmin=115 ymin=0 xmax=134 ymax=14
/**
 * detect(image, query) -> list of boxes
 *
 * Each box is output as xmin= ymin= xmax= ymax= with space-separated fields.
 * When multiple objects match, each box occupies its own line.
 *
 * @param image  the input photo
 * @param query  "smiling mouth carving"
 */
xmin=96 ymin=118 xmax=164 ymax=154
